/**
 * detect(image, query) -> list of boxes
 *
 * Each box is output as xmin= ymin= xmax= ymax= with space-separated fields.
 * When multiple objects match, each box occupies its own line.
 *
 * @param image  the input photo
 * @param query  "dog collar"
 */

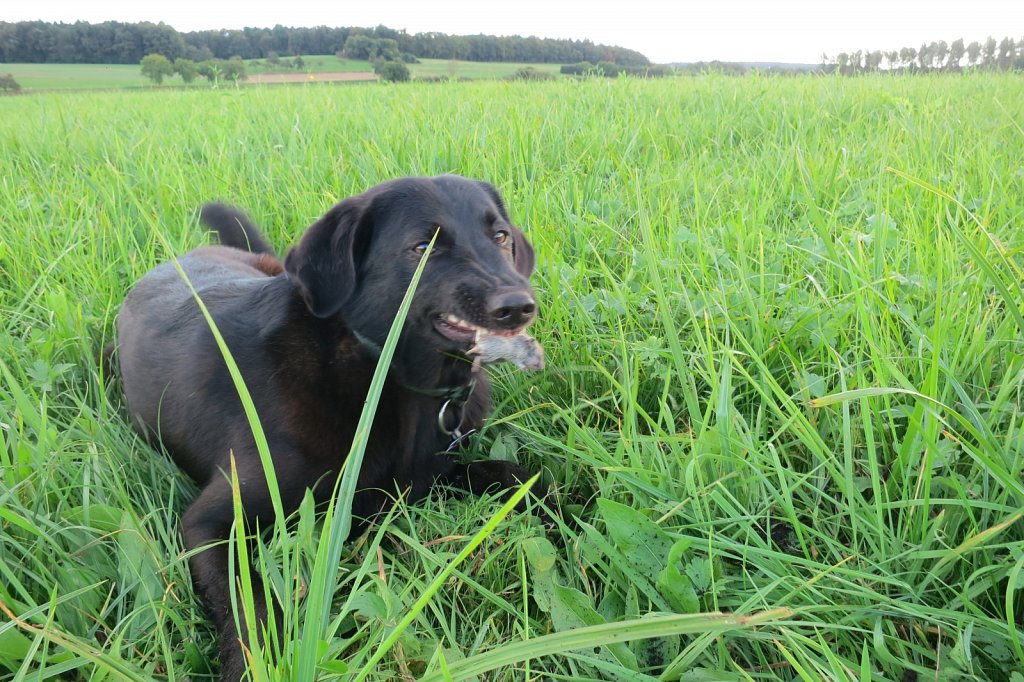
xmin=351 ymin=328 xmax=476 ymax=415
xmin=352 ymin=329 xmax=476 ymax=401
xmin=438 ymin=386 xmax=478 ymax=452
xmin=437 ymin=377 xmax=477 ymax=452
xmin=415 ymin=379 xmax=476 ymax=403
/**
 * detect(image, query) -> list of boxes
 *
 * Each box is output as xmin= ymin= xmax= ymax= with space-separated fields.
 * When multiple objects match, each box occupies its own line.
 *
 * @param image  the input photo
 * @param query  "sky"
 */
xmin=5 ymin=0 xmax=1022 ymax=64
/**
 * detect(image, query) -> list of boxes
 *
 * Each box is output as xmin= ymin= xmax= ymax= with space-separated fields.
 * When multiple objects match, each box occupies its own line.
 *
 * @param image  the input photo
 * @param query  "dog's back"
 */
xmin=115 ymin=207 xmax=286 ymax=480
xmin=102 ymin=204 xmax=277 ymax=377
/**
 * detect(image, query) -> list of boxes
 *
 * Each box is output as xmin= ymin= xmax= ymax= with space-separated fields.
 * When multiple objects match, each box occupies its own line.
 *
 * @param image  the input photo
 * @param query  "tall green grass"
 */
xmin=1 ymin=74 xmax=1022 ymax=680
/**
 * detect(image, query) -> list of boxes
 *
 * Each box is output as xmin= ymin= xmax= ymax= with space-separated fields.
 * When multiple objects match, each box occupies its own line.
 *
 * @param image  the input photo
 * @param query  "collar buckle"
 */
xmin=437 ymin=377 xmax=478 ymax=451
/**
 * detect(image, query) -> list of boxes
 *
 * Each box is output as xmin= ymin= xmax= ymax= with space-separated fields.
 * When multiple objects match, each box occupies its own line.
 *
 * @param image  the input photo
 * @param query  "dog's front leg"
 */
xmin=181 ymin=475 xmax=280 ymax=682
xmin=444 ymin=459 xmax=544 ymax=503
xmin=443 ymin=459 xmax=556 ymax=530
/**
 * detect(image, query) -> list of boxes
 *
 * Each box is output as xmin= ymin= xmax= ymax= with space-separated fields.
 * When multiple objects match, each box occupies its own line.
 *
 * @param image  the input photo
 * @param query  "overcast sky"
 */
xmin=5 ymin=0 xmax=1022 ymax=64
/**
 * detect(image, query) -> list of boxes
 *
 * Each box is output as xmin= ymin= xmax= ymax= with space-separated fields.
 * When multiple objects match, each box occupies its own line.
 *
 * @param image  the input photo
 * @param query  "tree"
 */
xmin=917 ymin=43 xmax=930 ymax=70
xmin=342 ymin=34 xmax=400 ymax=62
xmin=341 ymin=33 xmax=375 ymax=59
xmin=187 ymin=44 xmax=215 ymax=63
xmin=196 ymin=60 xmax=221 ymax=82
xmin=997 ymin=37 xmax=1015 ymax=70
xmin=933 ymin=40 xmax=949 ymax=70
xmin=508 ymin=66 xmax=555 ymax=81
xmin=375 ymin=38 xmax=401 ymax=62
xmin=374 ymin=60 xmax=410 ymax=82
xmin=982 ymin=37 xmax=997 ymax=68
xmin=141 ymin=22 xmax=187 ymax=61
xmin=850 ymin=50 xmax=863 ymax=73
xmin=835 ymin=52 xmax=850 ymax=74
xmin=900 ymin=46 xmax=917 ymax=70
xmin=0 ymin=73 xmax=21 ymax=94
xmin=561 ymin=61 xmax=598 ymax=76
xmin=966 ymin=41 xmax=981 ymax=67
xmin=947 ymin=39 xmax=965 ymax=71
xmin=220 ymin=56 xmax=247 ymax=81
xmin=174 ymin=58 xmax=198 ymax=83
xmin=114 ymin=26 xmax=144 ymax=63
xmin=140 ymin=53 xmax=174 ymax=84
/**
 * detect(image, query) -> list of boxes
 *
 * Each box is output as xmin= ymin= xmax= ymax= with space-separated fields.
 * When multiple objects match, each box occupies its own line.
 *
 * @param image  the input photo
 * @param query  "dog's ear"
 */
xmin=284 ymin=196 xmax=370 ymax=318
xmin=476 ymin=181 xmax=535 ymax=277
xmin=509 ymin=226 xmax=535 ymax=277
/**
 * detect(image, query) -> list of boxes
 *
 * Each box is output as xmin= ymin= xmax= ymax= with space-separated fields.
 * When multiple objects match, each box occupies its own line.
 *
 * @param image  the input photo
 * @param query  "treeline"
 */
xmin=823 ymin=36 xmax=1024 ymax=74
xmin=560 ymin=61 xmax=673 ymax=78
xmin=0 ymin=21 xmax=649 ymax=66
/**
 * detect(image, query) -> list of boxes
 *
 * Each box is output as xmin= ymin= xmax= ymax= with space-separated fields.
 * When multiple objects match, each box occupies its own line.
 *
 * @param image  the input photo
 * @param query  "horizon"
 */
xmin=3 ymin=0 xmax=1022 ymax=65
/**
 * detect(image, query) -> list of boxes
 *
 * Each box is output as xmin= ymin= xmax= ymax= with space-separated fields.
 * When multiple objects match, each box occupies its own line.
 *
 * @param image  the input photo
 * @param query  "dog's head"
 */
xmin=284 ymin=175 xmax=537 ymax=389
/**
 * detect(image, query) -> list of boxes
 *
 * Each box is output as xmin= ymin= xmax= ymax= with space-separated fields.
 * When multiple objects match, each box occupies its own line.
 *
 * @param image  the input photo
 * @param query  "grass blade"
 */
xmin=419 ymin=608 xmax=792 ymax=681
xmin=295 ymin=232 xmax=439 ymax=680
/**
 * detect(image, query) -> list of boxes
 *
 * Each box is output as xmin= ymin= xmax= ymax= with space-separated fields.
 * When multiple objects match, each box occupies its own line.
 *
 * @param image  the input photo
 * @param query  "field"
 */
xmin=408 ymin=59 xmax=561 ymax=79
xmin=247 ymin=55 xmax=561 ymax=80
xmin=0 ymin=62 xmax=153 ymax=89
xmin=245 ymin=55 xmax=376 ymax=75
xmin=1 ymin=57 xmax=560 ymax=90
xmin=1 ymin=74 xmax=1023 ymax=681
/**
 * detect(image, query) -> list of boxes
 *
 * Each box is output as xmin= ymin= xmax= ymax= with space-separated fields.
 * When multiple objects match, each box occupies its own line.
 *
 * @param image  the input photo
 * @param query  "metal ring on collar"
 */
xmin=438 ymin=398 xmax=464 ymax=436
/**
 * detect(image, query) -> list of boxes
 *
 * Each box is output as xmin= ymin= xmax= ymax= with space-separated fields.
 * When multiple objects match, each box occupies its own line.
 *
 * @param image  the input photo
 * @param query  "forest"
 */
xmin=0 ymin=20 xmax=650 ymax=66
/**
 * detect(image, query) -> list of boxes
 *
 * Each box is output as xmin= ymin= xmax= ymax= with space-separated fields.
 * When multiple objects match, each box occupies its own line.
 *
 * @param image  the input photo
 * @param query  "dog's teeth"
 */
xmin=444 ymin=314 xmax=482 ymax=333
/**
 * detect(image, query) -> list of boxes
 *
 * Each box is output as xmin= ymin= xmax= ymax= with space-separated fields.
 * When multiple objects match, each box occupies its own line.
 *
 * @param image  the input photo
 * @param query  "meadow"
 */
xmin=2 ymin=57 xmax=561 ymax=90
xmin=0 ymin=73 xmax=1022 ymax=681
xmin=0 ymin=62 xmax=154 ymax=89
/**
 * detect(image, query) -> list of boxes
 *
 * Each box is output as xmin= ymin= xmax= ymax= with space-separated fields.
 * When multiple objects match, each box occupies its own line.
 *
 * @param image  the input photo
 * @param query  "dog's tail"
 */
xmin=200 ymin=203 xmax=277 ymax=256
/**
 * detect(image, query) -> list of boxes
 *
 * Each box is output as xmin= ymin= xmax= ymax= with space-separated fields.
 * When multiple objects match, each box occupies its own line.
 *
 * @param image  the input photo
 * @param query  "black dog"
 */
xmin=113 ymin=176 xmax=540 ymax=680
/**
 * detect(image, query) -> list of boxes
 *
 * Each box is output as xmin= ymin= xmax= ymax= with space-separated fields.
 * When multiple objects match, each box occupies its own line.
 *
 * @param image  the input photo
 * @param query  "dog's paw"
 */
xmin=445 ymin=459 xmax=544 ymax=507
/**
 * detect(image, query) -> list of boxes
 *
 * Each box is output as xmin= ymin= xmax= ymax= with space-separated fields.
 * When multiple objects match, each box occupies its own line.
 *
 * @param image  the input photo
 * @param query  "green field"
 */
xmin=244 ymin=54 xmax=375 ymax=75
xmin=1 ymin=75 xmax=1023 ymax=680
xmin=1 ymin=56 xmax=560 ymax=90
xmin=246 ymin=55 xmax=560 ymax=79
xmin=411 ymin=58 xmax=561 ymax=79
xmin=0 ymin=62 xmax=152 ymax=89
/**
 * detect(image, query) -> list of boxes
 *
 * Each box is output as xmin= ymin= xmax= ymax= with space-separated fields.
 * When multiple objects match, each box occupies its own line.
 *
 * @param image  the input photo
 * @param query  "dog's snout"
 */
xmin=487 ymin=289 xmax=536 ymax=329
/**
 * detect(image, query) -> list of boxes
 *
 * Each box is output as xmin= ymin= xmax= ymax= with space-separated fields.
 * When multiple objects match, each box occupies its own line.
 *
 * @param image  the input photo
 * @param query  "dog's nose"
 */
xmin=486 ymin=289 xmax=537 ymax=330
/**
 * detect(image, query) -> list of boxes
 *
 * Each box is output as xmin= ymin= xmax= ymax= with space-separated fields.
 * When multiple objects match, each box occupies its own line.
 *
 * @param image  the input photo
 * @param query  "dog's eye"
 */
xmin=493 ymin=230 xmax=509 ymax=246
xmin=413 ymin=242 xmax=431 ymax=255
